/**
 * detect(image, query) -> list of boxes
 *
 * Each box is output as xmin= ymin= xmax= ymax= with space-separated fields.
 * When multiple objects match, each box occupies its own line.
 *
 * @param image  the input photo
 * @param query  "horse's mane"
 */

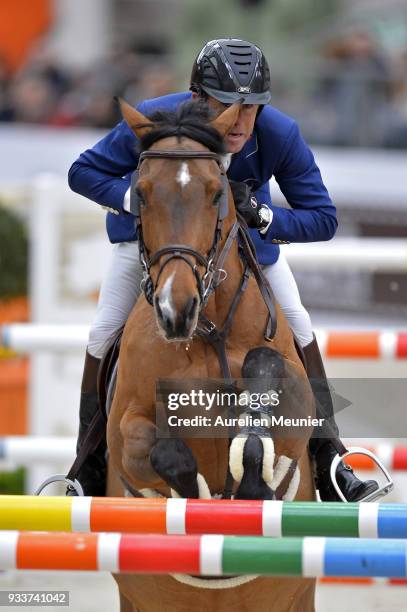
xmin=138 ymin=100 xmax=226 ymax=154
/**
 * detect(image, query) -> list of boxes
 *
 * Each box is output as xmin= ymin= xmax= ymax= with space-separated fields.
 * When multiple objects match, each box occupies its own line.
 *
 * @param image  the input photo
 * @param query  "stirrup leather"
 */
xmin=329 ymin=446 xmax=394 ymax=502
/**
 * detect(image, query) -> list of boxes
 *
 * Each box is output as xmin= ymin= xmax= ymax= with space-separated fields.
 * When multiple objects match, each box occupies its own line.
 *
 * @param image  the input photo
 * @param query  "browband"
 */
xmin=138 ymin=150 xmax=225 ymax=169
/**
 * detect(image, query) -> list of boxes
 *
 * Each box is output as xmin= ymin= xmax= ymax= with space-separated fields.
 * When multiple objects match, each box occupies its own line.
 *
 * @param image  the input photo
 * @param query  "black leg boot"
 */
xmin=304 ymin=334 xmax=379 ymax=502
xmin=66 ymin=351 xmax=107 ymax=496
xmin=311 ymin=439 xmax=380 ymax=502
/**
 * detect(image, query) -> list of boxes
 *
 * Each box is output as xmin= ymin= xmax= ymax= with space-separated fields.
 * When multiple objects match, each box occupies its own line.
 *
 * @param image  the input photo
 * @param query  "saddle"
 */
xmin=65 ymin=327 xmax=123 ymax=485
xmin=98 ymin=326 xmax=124 ymax=419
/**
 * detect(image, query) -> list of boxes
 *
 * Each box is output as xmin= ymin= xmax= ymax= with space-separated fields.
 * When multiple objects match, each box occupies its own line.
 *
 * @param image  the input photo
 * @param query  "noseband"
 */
xmin=130 ymin=149 xmax=231 ymax=306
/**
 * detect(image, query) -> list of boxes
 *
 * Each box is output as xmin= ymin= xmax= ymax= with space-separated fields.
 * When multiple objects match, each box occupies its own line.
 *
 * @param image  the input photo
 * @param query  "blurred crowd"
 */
xmin=1 ymin=30 xmax=407 ymax=149
xmin=0 ymin=41 xmax=177 ymax=129
xmin=302 ymin=30 xmax=407 ymax=149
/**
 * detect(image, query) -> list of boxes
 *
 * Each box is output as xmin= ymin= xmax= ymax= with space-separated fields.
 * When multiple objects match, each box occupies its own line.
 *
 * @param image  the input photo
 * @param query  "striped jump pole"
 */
xmin=0 ymin=437 xmax=76 ymax=465
xmin=319 ymin=577 xmax=407 ymax=586
xmin=2 ymin=324 xmax=407 ymax=358
xmin=0 ymin=532 xmax=406 ymax=577
xmin=316 ymin=330 xmax=407 ymax=359
xmin=1 ymin=497 xmax=406 ymax=539
xmin=345 ymin=445 xmax=407 ymax=472
xmin=281 ymin=238 xmax=407 ymax=271
xmin=3 ymin=437 xmax=405 ymax=472
xmin=1 ymin=437 xmax=406 ymax=472
xmin=0 ymin=324 xmax=89 ymax=353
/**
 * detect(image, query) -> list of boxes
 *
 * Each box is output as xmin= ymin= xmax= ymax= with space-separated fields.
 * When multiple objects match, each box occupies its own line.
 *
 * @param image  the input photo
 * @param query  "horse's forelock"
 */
xmin=139 ymin=101 xmax=226 ymax=154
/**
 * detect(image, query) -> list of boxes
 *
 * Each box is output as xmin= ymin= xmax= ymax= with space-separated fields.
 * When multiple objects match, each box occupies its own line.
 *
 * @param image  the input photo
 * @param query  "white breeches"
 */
xmin=87 ymin=243 xmax=313 ymax=359
xmin=262 ymin=253 xmax=313 ymax=347
xmin=87 ymin=242 xmax=144 ymax=359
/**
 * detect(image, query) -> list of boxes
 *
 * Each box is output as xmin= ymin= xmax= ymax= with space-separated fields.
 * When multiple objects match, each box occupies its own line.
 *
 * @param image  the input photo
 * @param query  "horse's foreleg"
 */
xmin=150 ymin=438 xmax=199 ymax=498
xmin=118 ymin=413 xmax=160 ymax=484
xmin=117 ymin=412 xmax=201 ymax=497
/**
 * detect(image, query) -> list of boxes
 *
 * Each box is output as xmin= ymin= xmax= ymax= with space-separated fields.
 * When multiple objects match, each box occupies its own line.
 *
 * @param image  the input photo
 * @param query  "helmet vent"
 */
xmin=190 ymin=38 xmax=271 ymax=104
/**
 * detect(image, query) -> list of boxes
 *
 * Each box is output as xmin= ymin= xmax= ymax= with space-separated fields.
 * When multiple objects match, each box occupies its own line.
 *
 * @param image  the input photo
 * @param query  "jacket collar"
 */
xmin=229 ymin=131 xmax=259 ymax=175
xmin=240 ymin=132 xmax=258 ymax=160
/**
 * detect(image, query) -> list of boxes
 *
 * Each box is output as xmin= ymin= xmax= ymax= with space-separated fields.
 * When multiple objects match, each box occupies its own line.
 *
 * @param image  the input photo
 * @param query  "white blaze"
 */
xmin=176 ymin=162 xmax=191 ymax=188
xmin=158 ymin=272 xmax=176 ymax=323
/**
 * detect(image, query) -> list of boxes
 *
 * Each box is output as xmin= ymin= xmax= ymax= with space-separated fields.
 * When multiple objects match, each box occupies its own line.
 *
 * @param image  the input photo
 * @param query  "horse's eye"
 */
xmin=213 ymin=190 xmax=223 ymax=206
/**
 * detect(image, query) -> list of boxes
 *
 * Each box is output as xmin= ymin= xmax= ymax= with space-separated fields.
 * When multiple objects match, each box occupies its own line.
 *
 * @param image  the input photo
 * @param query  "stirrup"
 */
xmin=330 ymin=447 xmax=394 ymax=503
xmin=34 ymin=474 xmax=85 ymax=496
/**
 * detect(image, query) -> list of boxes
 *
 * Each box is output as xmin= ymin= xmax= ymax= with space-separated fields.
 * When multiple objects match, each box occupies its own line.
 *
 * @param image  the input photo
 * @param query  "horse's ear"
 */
xmin=210 ymin=101 xmax=242 ymax=137
xmin=117 ymin=97 xmax=153 ymax=139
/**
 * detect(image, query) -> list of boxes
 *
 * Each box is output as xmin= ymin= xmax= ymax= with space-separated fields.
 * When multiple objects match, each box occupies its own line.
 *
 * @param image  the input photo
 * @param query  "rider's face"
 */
xmin=206 ymin=96 xmax=259 ymax=153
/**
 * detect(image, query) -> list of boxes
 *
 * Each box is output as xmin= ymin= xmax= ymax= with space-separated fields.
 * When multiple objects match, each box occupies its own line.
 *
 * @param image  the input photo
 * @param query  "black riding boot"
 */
xmin=66 ymin=351 xmax=107 ymax=497
xmin=304 ymin=335 xmax=379 ymax=502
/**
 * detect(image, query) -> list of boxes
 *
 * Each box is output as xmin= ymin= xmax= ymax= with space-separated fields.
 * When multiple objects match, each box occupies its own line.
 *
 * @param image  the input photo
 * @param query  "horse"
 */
xmin=106 ymin=99 xmax=317 ymax=611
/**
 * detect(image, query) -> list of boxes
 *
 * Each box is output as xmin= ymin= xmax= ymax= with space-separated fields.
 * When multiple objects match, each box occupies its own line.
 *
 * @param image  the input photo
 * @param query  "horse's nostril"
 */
xmin=184 ymin=296 xmax=198 ymax=322
xmin=154 ymin=297 xmax=163 ymax=319
xmin=155 ymin=293 xmax=198 ymax=338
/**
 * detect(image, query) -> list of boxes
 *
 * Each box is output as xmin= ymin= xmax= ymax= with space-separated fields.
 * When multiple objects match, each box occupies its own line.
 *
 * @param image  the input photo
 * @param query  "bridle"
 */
xmin=65 ymin=143 xmax=282 ymax=503
xmin=130 ymin=149 xmax=232 ymax=307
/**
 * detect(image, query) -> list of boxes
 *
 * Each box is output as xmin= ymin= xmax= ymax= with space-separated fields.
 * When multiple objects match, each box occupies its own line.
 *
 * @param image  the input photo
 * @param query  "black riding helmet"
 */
xmin=190 ymin=38 xmax=271 ymax=105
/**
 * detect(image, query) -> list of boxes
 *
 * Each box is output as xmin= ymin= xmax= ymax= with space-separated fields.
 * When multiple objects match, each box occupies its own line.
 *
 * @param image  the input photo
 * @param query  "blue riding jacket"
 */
xmin=68 ymin=92 xmax=337 ymax=265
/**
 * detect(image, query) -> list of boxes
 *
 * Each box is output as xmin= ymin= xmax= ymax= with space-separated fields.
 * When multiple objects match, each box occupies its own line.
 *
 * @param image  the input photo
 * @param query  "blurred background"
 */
xmin=0 ymin=2 xmax=406 ymax=610
xmin=0 ymin=0 xmax=406 ymax=324
xmin=1 ymin=0 xmax=407 ymax=141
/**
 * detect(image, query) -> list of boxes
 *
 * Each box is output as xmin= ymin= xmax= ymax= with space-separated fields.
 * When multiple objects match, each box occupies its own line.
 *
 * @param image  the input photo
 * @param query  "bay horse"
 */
xmin=106 ymin=99 xmax=317 ymax=611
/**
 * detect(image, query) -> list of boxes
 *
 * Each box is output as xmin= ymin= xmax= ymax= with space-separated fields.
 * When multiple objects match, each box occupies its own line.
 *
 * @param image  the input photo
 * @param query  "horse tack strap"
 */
xmin=65 ymin=409 xmax=106 ymax=482
xmin=138 ymin=150 xmax=225 ymax=163
xmin=196 ymin=264 xmax=250 ymax=380
xmin=196 ymin=319 xmax=231 ymax=380
xmin=221 ymin=267 xmax=250 ymax=338
xmin=119 ymin=475 xmax=145 ymax=498
xmin=98 ymin=326 xmax=124 ymax=422
xmin=236 ymin=220 xmax=277 ymax=340
xmin=196 ymin=267 xmax=251 ymax=500
xmin=211 ymin=221 xmax=240 ymax=289
xmin=149 ymin=245 xmax=208 ymax=269
xmin=274 ymin=459 xmax=298 ymax=500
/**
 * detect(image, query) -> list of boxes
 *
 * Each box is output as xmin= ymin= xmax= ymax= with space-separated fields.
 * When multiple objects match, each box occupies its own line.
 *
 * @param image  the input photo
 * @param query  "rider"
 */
xmin=67 ymin=38 xmax=378 ymax=502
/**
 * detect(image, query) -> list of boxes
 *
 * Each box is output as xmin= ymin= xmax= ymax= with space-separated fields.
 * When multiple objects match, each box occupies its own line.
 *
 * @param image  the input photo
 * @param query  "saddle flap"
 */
xmin=98 ymin=326 xmax=124 ymax=419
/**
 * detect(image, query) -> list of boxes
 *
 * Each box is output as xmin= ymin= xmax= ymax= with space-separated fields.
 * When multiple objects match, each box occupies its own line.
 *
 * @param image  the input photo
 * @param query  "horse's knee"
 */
xmin=242 ymin=347 xmax=286 ymax=387
xmin=119 ymin=414 xmax=158 ymax=483
xmin=150 ymin=438 xmax=199 ymax=498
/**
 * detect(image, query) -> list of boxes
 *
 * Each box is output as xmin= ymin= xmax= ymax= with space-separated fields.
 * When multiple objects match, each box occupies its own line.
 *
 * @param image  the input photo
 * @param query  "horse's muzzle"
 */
xmin=154 ymin=294 xmax=199 ymax=341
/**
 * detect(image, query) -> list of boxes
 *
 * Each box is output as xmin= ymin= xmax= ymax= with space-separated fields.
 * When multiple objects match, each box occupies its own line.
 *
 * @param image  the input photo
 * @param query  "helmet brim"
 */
xmin=201 ymin=84 xmax=271 ymax=105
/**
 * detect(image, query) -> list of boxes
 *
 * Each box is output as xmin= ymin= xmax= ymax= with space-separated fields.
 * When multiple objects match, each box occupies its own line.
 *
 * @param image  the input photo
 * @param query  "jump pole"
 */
xmin=0 ymin=532 xmax=406 ymax=577
xmin=0 ymin=496 xmax=406 ymax=539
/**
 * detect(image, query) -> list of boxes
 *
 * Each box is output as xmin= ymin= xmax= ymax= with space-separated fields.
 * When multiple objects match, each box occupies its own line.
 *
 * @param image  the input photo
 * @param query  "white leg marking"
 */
xmin=176 ymin=162 xmax=191 ymax=188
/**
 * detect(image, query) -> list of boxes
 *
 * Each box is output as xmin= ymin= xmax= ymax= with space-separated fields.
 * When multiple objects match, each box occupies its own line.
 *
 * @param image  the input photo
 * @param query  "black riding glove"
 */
xmin=229 ymin=180 xmax=272 ymax=231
